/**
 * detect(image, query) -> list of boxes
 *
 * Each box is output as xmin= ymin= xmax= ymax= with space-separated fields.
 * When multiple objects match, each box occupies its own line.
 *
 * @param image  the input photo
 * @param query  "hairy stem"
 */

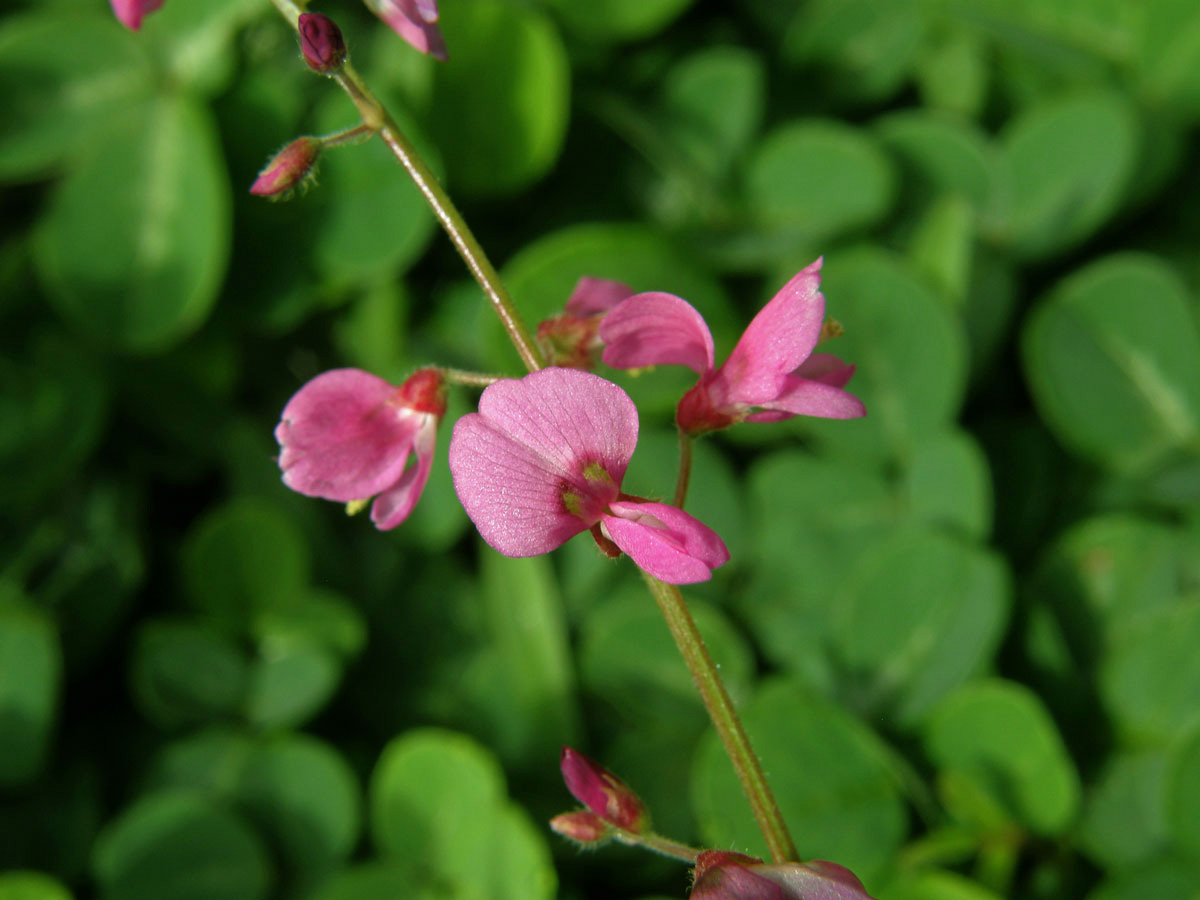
xmin=612 ymin=830 xmax=701 ymax=864
xmin=268 ymin=0 xmax=545 ymax=373
xmin=641 ymin=573 xmax=798 ymax=864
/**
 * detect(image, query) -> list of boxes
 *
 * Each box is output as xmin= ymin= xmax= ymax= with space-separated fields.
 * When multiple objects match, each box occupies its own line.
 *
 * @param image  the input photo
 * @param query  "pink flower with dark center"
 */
xmin=599 ymin=259 xmax=866 ymax=436
xmin=691 ymin=851 xmax=876 ymax=900
xmin=448 ymin=368 xmax=729 ymax=584
xmin=537 ymin=277 xmax=634 ymax=369
xmin=109 ymin=0 xmax=164 ymax=30
xmin=276 ymin=367 xmax=446 ymax=529
xmin=364 ymin=0 xmax=447 ymax=60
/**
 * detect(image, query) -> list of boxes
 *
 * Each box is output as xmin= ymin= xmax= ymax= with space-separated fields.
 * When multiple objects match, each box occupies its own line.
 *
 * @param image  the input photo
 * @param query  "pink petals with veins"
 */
xmin=599 ymin=258 xmax=866 ymax=435
xmin=448 ymin=368 xmax=728 ymax=584
xmin=275 ymin=367 xmax=446 ymax=530
xmin=365 ymin=0 xmax=448 ymax=60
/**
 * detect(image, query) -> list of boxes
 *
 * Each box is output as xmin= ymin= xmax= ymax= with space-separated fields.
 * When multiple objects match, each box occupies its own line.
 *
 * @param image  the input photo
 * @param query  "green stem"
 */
xmin=673 ymin=430 xmax=694 ymax=508
xmin=641 ymin=573 xmax=798 ymax=864
xmin=267 ymin=0 xmax=545 ymax=373
xmin=612 ymin=829 xmax=701 ymax=864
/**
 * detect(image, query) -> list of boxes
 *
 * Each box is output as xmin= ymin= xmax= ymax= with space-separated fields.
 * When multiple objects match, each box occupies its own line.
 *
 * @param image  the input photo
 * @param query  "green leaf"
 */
xmin=93 ymin=790 xmax=272 ymax=900
xmin=794 ymin=246 xmax=968 ymax=463
xmin=745 ymin=122 xmax=896 ymax=241
xmin=34 ymin=93 xmax=230 ymax=351
xmin=0 ymin=11 xmax=154 ymax=181
xmin=876 ymin=109 xmax=996 ymax=210
xmin=884 ymin=869 xmax=1005 ymax=900
xmin=243 ymin=642 xmax=340 ymax=730
xmin=0 ymin=871 xmax=74 ymax=900
xmin=182 ymin=499 xmax=310 ymax=634
xmin=1165 ymin=727 xmax=1200 ymax=859
xmin=781 ymin=0 xmax=928 ymax=103
xmin=901 ymin=429 xmax=993 ymax=539
xmin=1031 ymin=514 xmax=1197 ymax=668
xmin=1100 ymin=603 xmax=1200 ymax=745
xmin=369 ymin=729 xmax=556 ymax=900
xmin=740 ymin=450 xmax=896 ymax=677
xmin=0 ymin=333 xmax=109 ymax=510
xmin=428 ymin=0 xmax=569 ymax=197
xmin=832 ymin=527 xmax=1011 ymax=727
xmin=251 ymin=589 xmax=366 ymax=663
xmin=997 ymin=90 xmax=1139 ymax=260
xmin=660 ymin=46 xmax=764 ymax=178
xmin=235 ymin=735 xmax=361 ymax=892
xmin=915 ymin=27 xmax=989 ymax=118
xmin=1079 ymin=749 xmax=1170 ymax=870
xmin=468 ymin=553 xmax=580 ymax=767
xmin=130 ymin=619 xmax=248 ymax=730
xmin=145 ymin=729 xmax=255 ymax=797
xmin=0 ymin=598 xmax=62 ymax=787
xmin=1023 ymin=253 xmax=1200 ymax=473
xmin=579 ymin=594 xmax=755 ymax=726
xmin=311 ymin=99 xmax=437 ymax=288
xmin=142 ymin=0 xmax=264 ymax=98
xmin=691 ymin=678 xmax=907 ymax=880
xmin=309 ymin=863 xmax=416 ymax=900
xmin=1086 ymin=857 xmax=1200 ymax=900
xmin=1134 ymin=0 xmax=1200 ymax=116
xmin=541 ymin=0 xmax=695 ymax=41
xmin=923 ymin=679 xmax=1081 ymax=835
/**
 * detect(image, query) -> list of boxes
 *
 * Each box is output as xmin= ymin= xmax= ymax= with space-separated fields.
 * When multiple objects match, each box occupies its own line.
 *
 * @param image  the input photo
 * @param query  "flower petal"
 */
xmin=743 ymin=373 xmax=866 ymax=423
xmin=109 ymin=0 xmax=165 ymax=30
xmin=794 ymin=352 xmax=856 ymax=388
xmin=366 ymin=0 xmax=447 ymax=59
xmin=276 ymin=369 xmax=420 ymax=502
xmin=449 ymin=368 xmax=639 ymax=557
xmin=600 ymin=292 xmax=715 ymax=374
xmin=719 ymin=259 xmax=826 ymax=405
xmin=370 ymin=414 xmax=438 ymax=529
xmin=602 ymin=500 xmax=729 ymax=584
xmin=565 ymin=277 xmax=634 ymax=317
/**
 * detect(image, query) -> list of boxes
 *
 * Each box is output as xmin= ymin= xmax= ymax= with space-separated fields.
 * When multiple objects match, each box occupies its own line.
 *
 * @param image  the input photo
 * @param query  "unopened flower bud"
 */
xmin=560 ymin=747 xmax=650 ymax=834
xmin=250 ymin=137 xmax=321 ymax=197
xmin=298 ymin=13 xmax=347 ymax=73
xmin=549 ymin=810 xmax=610 ymax=846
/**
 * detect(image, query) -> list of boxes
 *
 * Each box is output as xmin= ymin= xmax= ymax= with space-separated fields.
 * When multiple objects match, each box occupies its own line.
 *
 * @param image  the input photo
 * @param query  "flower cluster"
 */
xmin=272 ymin=261 xmax=863 ymax=588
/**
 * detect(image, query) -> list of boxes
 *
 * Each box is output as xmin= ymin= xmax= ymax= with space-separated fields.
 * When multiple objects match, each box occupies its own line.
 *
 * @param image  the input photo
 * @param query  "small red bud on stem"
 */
xmin=298 ymin=13 xmax=347 ymax=74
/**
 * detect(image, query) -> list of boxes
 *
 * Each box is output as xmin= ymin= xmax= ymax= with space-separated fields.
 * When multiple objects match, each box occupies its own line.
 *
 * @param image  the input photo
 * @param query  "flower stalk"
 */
xmin=641 ymin=572 xmax=798 ymax=864
xmin=266 ymin=0 xmax=545 ymax=373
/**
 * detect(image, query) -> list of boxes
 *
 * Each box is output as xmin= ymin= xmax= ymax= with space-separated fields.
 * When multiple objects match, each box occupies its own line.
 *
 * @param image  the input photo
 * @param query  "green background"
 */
xmin=2 ymin=0 xmax=1200 ymax=898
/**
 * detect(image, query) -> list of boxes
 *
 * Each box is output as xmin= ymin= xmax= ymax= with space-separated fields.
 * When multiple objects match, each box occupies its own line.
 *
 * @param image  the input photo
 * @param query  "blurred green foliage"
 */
xmin=2 ymin=0 xmax=1200 ymax=898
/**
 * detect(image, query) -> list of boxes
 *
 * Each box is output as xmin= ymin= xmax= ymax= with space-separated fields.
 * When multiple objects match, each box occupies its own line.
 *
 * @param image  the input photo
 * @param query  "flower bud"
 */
xmin=298 ymin=13 xmax=347 ymax=73
xmin=250 ymin=137 xmax=321 ymax=197
xmin=549 ymin=810 xmax=610 ymax=846
xmin=560 ymin=747 xmax=650 ymax=834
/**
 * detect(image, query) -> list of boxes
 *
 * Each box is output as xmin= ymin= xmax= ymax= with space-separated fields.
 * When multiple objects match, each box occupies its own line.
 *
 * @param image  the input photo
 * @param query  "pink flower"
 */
xmin=691 ymin=851 xmax=876 ymax=900
xmin=275 ymin=367 xmax=446 ymax=529
xmin=560 ymin=747 xmax=649 ymax=834
xmin=109 ymin=0 xmax=164 ymax=30
xmin=448 ymin=368 xmax=729 ymax=584
xmin=250 ymin=137 xmax=321 ymax=197
xmin=599 ymin=259 xmax=866 ymax=436
xmin=364 ymin=0 xmax=447 ymax=60
xmin=537 ymin=277 xmax=634 ymax=369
